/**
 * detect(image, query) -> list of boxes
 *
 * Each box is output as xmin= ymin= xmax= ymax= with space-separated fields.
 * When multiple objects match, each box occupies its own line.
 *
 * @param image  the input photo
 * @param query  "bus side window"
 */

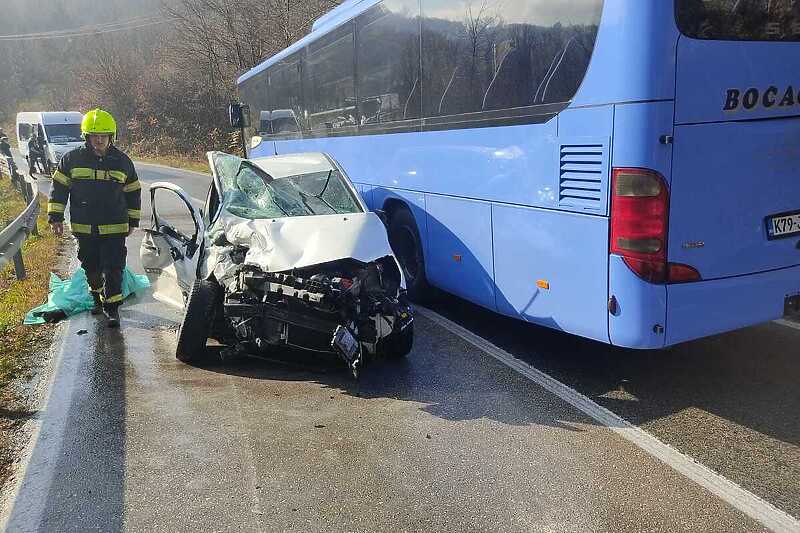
xmin=356 ymin=0 xmax=422 ymax=124
xmin=267 ymin=53 xmax=305 ymax=133
xmin=305 ymin=23 xmax=355 ymax=131
xmin=420 ymin=0 xmax=603 ymax=116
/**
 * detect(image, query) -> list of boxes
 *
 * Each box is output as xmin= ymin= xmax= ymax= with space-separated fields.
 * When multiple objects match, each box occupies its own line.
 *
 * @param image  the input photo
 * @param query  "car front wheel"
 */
xmin=176 ymin=279 xmax=218 ymax=363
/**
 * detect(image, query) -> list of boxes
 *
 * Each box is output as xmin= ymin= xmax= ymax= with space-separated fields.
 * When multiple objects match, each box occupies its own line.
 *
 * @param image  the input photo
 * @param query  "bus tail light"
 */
xmin=611 ymin=168 xmax=702 ymax=284
xmin=611 ymin=168 xmax=669 ymax=283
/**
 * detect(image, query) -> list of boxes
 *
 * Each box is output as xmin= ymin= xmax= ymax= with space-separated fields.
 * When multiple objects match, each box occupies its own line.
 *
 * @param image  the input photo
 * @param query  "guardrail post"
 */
xmin=24 ymin=182 xmax=39 ymax=237
xmin=3 ymin=217 xmax=26 ymax=280
xmin=12 ymin=249 xmax=26 ymax=280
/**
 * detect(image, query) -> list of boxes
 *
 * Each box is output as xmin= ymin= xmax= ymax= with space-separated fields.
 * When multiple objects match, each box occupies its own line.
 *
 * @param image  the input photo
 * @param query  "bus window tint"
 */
xmin=356 ymin=0 xmax=422 ymax=124
xmin=305 ymin=24 xmax=356 ymax=131
xmin=240 ymin=0 xmax=604 ymax=137
xmin=240 ymin=75 xmax=269 ymax=136
xmin=268 ymin=53 xmax=304 ymax=131
xmin=421 ymin=0 xmax=603 ymax=116
xmin=677 ymin=0 xmax=800 ymax=41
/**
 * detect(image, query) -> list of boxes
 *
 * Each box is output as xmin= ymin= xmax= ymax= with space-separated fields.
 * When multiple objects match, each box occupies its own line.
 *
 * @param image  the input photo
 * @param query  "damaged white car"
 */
xmin=140 ymin=152 xmax=414 ymax=377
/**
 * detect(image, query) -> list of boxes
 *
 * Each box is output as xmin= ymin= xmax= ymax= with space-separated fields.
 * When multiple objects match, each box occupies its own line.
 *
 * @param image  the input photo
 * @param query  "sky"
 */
xmin=0 ymin=0 xmax=168 ymax=35
xmin=422 ymin=0 xmax=604 ymax=26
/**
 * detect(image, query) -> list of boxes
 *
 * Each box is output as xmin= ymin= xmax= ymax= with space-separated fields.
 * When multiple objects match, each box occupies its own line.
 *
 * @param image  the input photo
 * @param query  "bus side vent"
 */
xmin=559 ymin=143 xmax=607 ymax=213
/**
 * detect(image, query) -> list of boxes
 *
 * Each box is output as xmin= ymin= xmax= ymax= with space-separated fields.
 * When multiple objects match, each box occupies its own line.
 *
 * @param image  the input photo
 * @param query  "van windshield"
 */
xmin=44 ymin=124 xmax=83 ymax=143
xmin=677 ymin=0 xmax=800 ymax=41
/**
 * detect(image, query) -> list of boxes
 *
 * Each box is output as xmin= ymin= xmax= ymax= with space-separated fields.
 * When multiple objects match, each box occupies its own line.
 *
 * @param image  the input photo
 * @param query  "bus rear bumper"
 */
xmin=665 ymin=263 xmax=800 ymax=347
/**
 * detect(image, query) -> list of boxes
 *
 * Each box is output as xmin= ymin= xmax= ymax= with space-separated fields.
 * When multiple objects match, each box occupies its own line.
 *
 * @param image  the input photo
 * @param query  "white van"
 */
xmin=16 ymin=112 xmax=84 ymax=172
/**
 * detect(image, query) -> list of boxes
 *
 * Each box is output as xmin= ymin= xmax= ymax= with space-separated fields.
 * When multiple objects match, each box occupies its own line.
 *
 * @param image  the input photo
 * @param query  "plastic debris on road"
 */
xmin=24 ymin=267 xmax=150 ymax=325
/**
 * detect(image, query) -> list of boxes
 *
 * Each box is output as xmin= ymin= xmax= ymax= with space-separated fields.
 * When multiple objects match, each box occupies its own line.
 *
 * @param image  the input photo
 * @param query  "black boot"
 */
xmin=91 ymin=292 xmax=103 ymax=315
xmin=104 ymin=305 xmax=120 ymax=328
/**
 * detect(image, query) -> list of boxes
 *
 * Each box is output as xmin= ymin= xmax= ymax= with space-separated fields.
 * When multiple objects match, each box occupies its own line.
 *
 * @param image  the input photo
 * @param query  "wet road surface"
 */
xmin=1 ymin=160 xmax=797 ymax=532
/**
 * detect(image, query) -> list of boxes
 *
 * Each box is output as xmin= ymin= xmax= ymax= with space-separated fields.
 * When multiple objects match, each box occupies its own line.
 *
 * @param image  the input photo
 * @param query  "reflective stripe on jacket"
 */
xmin=47 ymin=144 xmax=142 ymax=236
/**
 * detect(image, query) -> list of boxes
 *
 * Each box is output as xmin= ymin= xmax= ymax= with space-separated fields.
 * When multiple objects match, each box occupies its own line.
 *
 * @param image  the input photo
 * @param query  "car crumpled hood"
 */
xmin=207 ymin=211 xmax=402 ymax=280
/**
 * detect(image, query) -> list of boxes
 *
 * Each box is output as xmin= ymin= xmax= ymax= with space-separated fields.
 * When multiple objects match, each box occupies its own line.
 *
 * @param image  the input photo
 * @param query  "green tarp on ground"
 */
xmin=24 ymin=267 xmax=150 ymax=325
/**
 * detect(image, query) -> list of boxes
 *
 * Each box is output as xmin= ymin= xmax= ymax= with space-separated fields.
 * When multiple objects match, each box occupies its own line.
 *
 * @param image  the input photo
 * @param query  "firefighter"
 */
xmin=0 ymin=135 xmax=12 ymax=158
xmin=28 ymin=132 xmax=46 ymax=174
xmin=1 ymin=135 xmax=14 ymax=178
xmin=47 ymin=109 xmax=142 ymax=327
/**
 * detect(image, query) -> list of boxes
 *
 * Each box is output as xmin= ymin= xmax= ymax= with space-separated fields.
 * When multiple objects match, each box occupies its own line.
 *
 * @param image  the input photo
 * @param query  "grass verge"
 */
xmin=0 ymin=178 xmax=27 ymax=229
xmin=0 ymin=177 xmax=68 ymax=491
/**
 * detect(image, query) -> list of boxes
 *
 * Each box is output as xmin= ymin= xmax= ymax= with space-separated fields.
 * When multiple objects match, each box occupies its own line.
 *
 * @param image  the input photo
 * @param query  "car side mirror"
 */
xmin=229 ymin=103 xmax=251 ymax=129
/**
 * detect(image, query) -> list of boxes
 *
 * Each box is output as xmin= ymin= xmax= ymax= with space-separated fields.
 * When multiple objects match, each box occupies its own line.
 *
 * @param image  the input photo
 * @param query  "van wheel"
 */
xmin=388 ymin=207 xmax=429 ymax=302
xmin=377 ymin=323 xmax=414 ymax=358
xmin=176 ymin=279 xmax=218 ymax=363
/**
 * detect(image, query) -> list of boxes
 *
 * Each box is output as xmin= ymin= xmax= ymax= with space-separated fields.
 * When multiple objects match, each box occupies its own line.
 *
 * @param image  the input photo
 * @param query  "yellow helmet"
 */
xmin=81 ymin=108 xmax=117 ymax=140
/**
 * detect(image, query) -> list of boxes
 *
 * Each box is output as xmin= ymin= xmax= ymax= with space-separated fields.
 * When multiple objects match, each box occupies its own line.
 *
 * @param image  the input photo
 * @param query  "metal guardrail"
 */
xmin=0 ymin=156 xmax=41 ymax=280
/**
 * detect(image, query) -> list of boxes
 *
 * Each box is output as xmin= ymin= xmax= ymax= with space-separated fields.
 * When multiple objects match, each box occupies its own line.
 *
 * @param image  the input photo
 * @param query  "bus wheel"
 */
xmin=388 ymin=207 xmax=429 ymax=301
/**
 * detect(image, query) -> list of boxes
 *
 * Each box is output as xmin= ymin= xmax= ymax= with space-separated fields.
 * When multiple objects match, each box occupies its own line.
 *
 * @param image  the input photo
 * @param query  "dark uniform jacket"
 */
xmin=28 ymin=137 xmax=42 ymax=155
xmin=0 ymin=139 xmax=11 ymax=158
xmin=47 ymin=144 xmax=142 ymax=236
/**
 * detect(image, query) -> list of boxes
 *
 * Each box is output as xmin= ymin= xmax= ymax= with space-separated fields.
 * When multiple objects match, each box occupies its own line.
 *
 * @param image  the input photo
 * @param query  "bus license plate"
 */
xmin=766 ymin=211 xmax=800 ymax=240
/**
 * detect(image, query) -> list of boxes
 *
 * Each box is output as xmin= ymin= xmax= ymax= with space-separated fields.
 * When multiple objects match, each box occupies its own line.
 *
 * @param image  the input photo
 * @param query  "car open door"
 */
xmin=140 ymin=182 xmax=205 ymax=309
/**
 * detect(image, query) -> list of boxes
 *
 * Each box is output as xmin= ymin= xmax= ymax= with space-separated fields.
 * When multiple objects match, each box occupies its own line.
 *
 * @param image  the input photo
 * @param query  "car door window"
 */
xmin=203 ymin=183 xmax=221 ymax=227
xmin=151 ymin=188 xmax=199 ymax=245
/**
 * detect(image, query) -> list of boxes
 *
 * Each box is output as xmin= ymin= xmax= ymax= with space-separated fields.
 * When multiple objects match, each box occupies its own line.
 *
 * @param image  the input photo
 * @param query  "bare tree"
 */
xmin=0 ymin=0 xmax=341 ymax=157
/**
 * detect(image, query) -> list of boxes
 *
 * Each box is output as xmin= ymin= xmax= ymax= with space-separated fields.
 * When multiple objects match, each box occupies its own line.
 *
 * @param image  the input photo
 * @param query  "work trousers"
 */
xmin=28 ymin=151 xmax=45 ymax=173
xmin=76 ymin=236 xmax=127 ymax=309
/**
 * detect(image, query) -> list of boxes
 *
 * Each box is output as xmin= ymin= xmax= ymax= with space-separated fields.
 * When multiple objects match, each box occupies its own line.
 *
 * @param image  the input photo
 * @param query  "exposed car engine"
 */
xmin=216 ymin=247 xmax=413 ymax=377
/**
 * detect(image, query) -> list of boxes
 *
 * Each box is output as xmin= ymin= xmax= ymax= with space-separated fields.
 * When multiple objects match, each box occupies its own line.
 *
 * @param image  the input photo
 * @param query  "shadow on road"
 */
xmin=187 ymin=314 xmax=598 ymax=434
xmin=423 ymin=291 xmax=800 ymax=448
xmin=5 ymin=320 xmax=127 ymax=533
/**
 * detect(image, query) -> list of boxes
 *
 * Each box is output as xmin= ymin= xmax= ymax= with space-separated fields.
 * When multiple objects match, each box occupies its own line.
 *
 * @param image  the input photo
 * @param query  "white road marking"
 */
xmin=775 ymin=319 xmax=800 ymax=331
xmin=417 ymin=306 xmax=800 ymax=533
xmin=0 ymin=313 xmax=88 ymax=531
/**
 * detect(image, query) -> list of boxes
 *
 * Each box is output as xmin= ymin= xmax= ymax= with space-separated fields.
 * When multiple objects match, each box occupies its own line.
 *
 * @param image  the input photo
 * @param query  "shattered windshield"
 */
xmin=212 ymin=152 xmax=363 ymax=220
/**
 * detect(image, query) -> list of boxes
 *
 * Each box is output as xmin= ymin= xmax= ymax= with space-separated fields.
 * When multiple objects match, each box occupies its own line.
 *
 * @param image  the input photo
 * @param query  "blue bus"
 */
xmin=236 ymin=0 xmax=800 ymax=349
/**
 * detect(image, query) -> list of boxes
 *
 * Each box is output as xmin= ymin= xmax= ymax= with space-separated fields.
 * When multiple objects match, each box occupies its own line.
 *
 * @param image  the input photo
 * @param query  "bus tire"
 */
xmin=388 ymin=207 xmax=429 ymax=301
xmin=176 ymin=279 xmax=218 ymax=363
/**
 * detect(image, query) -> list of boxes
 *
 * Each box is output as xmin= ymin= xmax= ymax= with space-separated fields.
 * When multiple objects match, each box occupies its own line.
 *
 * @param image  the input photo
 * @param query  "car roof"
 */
xmin=250 ymin=152 xmax=335 ymax=179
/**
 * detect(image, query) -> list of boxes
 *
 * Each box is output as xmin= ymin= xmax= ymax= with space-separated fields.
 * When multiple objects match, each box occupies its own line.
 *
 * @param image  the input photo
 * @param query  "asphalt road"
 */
xmin=1 ymin=158 xmax=797 ymax=532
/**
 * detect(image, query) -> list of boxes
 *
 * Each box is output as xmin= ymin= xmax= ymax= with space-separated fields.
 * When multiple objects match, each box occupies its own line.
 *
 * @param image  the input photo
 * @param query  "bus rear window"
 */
xmin=677 ymin=0 xmax=800 ymax=41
